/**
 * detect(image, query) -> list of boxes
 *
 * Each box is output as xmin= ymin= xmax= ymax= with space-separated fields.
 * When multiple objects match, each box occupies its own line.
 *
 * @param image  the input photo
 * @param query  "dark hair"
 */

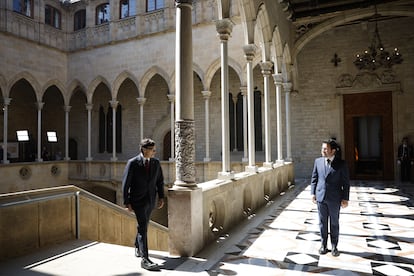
xmin=140 ymin=138 xmax=155 ymax=153
xmin=323 ymin=138 xmax=341 ymax=158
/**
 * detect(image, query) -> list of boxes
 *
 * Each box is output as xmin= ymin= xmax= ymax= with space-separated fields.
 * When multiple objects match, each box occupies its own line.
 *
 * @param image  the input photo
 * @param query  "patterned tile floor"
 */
xmin=205 ymin=180 xmax=414 ymax=276
xmin=2 ymin=180 xmax=413 ymax=275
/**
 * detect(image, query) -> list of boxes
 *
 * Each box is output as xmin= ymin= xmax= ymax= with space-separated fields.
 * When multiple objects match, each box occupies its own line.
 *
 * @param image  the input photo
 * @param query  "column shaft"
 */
xmin=86 ymin=104 xmax=93 ymax=161
xmin=2 ymin=98 xmax=11 ymax=164
xmin=36 ymin=102 xmax=44 ymax=162
xmin=273 ymin=74 xmax=283 ymax=163
xmin=261 ymin=62 xmax=273 ymax=166
xmin=64 ymin=105 xmax=71 ymax=160
xmin=110 ymin=100 xmax=118 ymax=161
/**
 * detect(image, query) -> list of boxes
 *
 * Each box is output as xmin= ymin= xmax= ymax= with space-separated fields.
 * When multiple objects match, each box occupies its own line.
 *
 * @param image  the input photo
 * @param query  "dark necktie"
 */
xmin=145 ymin=159 xmax=150 ymax=173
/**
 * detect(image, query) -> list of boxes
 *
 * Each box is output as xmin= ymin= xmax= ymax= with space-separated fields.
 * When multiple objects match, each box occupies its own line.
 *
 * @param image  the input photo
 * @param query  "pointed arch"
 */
xmin=67 ymin=79 xmax=87 ymax=103
xmin=88 ymin=75 xmax=111 ymax=103
xmin=42 ymin=79 xmax=66 ymax=104
xmin=205 ymin=57 xmax=243 ymax=91
xmin=0 ymin=74 xmax=6 ymax=98
xmin=112 ymin=70 xmax=140 ymax=98
xmin=8 ymin=71 xmax=41 ymax=101
xmin=139 ymin=66 xmax=172 ymax=98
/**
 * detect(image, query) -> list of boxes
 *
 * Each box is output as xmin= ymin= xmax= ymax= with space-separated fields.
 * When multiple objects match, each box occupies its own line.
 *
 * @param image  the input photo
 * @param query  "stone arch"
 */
xmin=152 ymin=115 xmax=172 ymax=162
xmin=112 ymin=70 xmax=140 ymax=99
xmin=236 ymin=0 xmax=257 ymax=44
xmin=8 ymin=72 xmax=41 ymax=101
xmin=0 ymin=73 xmax=6 ymax=98
xmin=255 ymin=3 xmax=273 ymax=61
xmin=41 ymin=79 xmax=66 ymax=104
xmin=293 ymin=6 xmax=414 ymax=58
xmin=271 ymin=26 xmax=284 ymax=73
xmin=216 ymin=0 xmax=231 ymax=19
xmin=139 ymin=66 xmax=171 ymax=98
xmin=205 ymin=57 xmax=243 ymax=91
xmin=67 ymin=79 xmax=88 ymax=104
xmin=88 ymin=75 xmax=111 ymax=103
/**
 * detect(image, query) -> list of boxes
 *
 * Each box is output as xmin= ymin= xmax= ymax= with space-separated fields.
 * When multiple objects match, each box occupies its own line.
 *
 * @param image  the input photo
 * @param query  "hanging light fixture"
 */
xmin=354 ymin=5 xmax=403 ymax=71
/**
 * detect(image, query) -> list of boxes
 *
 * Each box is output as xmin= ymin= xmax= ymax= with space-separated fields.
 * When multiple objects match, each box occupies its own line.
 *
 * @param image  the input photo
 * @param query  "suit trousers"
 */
xmin=132 ymin=201 xmax=152 ymax=258
xmin=317 ymin=200 xmax=341 ymax=247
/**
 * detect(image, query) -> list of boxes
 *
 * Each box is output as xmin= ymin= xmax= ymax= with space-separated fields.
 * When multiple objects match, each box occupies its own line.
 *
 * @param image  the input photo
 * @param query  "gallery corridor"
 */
xmin=1 ymin=179 xmax=413 ymax=275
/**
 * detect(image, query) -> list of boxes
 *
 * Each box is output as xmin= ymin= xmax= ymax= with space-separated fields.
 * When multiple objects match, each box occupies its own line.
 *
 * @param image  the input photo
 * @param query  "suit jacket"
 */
xmin=311 ymin=156 xmax=350 ymax=203
xmin=122 ymin=154 xmax=165 ymax=209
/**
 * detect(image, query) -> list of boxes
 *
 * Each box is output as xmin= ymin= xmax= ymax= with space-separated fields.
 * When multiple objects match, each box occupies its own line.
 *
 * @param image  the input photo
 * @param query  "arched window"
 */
xmin=96 ymin=3 xmax=110 ymax=25
xmin=13 ymin=0 xmax=33 ymax=17
xmin=74 ymin=9 xmax=86 ymax=31
xmin=146 ymin=0 xmax=164 ymax=12
xmin=45 ymin=5 xmax=61 ymax=29
xmin=120 ymin=0 xmax=136 ymax=19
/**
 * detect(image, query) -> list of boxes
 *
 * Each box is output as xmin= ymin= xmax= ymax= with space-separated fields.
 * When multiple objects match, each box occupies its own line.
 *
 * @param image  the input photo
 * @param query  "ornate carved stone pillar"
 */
xmin=136 ymin=97 xmax=146 ymax=142
xmin=216 ymin=18 xmax=234 ymax=179
xmin=273 ymin=73 xmax=283 ymax=164
xmin=283 ymin=82 xmax=293 ymax=161
xmin=260 ymin=61 xmax=274 ymax=167
xmin=201 ymin=90 xmax=211 ymax=162
xmin=243 ymin=44 xmax=258 ymax=172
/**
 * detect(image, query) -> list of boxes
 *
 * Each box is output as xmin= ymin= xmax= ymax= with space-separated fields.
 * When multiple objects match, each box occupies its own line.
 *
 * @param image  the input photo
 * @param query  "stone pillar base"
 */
xmin=262 ymin=162 xmax=273 ymax=168
xmin=168 ymin=187 xmax=203 ymax=257
xmin=217 ymin=171 xmax=234 ymax=180
xmin=245 ymin=165 xmax=258 ymax=173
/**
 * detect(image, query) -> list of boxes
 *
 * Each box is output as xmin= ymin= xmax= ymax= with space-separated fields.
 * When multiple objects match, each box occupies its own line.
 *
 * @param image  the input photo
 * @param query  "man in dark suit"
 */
xmin=122 ymin=138 xmax=165 ymax=271
xmin=398 ymin=137 xmax=413 ymax=182
xmin=311 ymin=139 xmax=350 ymax=257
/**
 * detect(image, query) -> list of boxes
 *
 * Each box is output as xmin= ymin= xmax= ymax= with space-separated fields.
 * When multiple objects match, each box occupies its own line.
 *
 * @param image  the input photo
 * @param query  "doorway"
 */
xmin=343 ymin=91 xmax=394 ymax=180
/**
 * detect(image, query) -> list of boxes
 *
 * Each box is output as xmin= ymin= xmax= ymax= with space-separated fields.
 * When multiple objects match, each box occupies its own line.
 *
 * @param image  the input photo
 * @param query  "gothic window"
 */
xmin=45 ymin=5 xmax=61 ymax=29
xmin=13 ymin=0 xmax=33 ymax=17
xmin=96 ymin=3 xmax=110 ymax=25
xmin=74 ymin=9 xmax=86 ymax=31
xmin=146 ymin=0 xmax=164 ymax=12
xmin=120 ymin=0 xmax=136 ymax=19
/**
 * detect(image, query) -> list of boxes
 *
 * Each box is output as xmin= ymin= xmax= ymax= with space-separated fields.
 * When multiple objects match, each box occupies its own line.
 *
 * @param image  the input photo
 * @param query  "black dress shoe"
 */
xmin=331 ymin=247 xmax=340 ymax=257
xmin=319 ymin=246 xmax=328 ymax=255
xmin=141 ymin=258 xmax=160 ymax=271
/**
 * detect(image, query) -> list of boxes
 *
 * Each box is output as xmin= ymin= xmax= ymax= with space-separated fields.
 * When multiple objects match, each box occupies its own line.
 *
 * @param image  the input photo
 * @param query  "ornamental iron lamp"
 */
xmin=354 ymin=7 xmax=403 ymax=70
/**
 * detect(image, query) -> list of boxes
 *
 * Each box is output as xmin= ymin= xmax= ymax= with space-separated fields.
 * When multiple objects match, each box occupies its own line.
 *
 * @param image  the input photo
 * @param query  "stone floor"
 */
xmin=1 ymin=179 xmax=413 ymax=275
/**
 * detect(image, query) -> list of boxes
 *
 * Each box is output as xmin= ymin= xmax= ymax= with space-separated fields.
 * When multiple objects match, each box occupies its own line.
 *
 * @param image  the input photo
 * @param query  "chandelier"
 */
xmin=354 ymin=12 xmax=403 ymax=70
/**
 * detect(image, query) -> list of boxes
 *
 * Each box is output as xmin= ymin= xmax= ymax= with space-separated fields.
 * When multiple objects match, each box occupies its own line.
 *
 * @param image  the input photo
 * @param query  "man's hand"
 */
xmin=341 ymin=200 xmax=349 ymax=208
xmin=312 ymin=195 xmax=316 ymax=204
xmin=157 ymin=198 xmax=165 ymax=209
xmin=125 ymin=203 xmax=133 ymax=212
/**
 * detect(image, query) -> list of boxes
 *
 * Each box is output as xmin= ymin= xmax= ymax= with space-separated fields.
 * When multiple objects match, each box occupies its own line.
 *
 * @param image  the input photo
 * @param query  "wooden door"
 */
xmin=343 ymin=92 xmax=394 ymax=180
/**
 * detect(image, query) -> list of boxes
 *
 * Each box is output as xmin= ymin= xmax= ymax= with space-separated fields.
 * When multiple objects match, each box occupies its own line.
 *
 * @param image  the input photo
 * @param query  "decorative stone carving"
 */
xmin=175 ymin=120 xmax=196 ymax=185
xmin=19 ymin=166 xmax=31 ymax=180
xmin=381 ymin=69 xmax=396 ymax=84
xmin=337 ymin=74 xmax=353 ymax=88
xmin=51 ymin=165 xmax=60 ymax=176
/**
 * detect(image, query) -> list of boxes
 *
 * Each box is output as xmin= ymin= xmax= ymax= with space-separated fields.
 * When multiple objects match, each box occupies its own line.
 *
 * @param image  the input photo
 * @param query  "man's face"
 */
xmin=142 ymin=146 xmax=156 ymax=159
xmin=321 ymin=143 xmax=335 ymax=158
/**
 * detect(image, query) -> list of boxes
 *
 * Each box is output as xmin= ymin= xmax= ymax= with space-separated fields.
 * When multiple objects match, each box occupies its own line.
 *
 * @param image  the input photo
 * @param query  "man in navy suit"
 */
xmin=122 ymin=138 xmax=165 ymax=271
xmin=311 ymin=139 xmax=350 ymax=257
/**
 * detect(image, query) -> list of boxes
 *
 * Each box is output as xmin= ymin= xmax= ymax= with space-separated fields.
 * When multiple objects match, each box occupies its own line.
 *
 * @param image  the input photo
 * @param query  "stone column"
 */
xmin=243 ymin=44 xmax=258 ymax=172
xmin=232 ymin=93 xmax=238 ymax=152
xmin=110 ymin=100 xmax=118 ymax=161
xmin=240 ymin=86 xmax=248 ymax=162
xmin=216 ymin=18 xmax=234 ymax=179
xmin=36 ymin=102 xmax=44 ymax=162
xmin=136 ymin=97 xmax=146 ymax=142
xmin=261 ymin=61 xmax=273 ymax=167
xmin=273 ymin=73 xmax=283 ymax=164
xmin=167 ymin=94 xmax=175 ymax=161
xmin=169 ymin=0 xmax=202 ymax=258
xmin=201 ymin=90 xmax=211 ymax=162
xmin=64 ymin=105 xmax=71 ymax=161
xmin=2 ymin=97 xmax=11 ymax=164
xmin=86 ymin=103 xmax=93 ymax=161
xmin=283 ymin=82 xmax=293 ymax=162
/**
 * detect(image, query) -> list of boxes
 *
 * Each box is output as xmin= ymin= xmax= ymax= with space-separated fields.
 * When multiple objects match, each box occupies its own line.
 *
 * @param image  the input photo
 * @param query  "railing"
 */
xmin=0 ymin=186 xmax=169 ymax=261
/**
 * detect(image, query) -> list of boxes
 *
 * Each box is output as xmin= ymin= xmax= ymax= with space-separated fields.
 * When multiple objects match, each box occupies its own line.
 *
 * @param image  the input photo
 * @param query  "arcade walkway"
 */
xmin=1 ymin=179 xmax=413 ymax=275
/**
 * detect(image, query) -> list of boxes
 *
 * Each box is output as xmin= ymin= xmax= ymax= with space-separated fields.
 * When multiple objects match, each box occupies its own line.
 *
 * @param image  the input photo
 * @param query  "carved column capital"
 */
xmin=243 ymin=44 xmax=257 ymax=62
xmin=3 ymin=97 xmax=11 ymax=106
xmin=36 ymin=102 xmax=44 ymax=110
xmin=272 ymin=73 xmax=283 ymax=85
xmin=167 ymin=94 xmax=175 ymax=103
xmin=201 ymin=90 xmax=212 ymax=99
xmin=240 ymin=86 xmax=247 ymax=96
xmin=136 ymin=97 xmax=147 ymax=105
xmin=109 ymin=100 xmax=119 ymax=109
xmin=64 ymin=105 xmax=72 ymax=112
xmin=85 ymin=103 xmax=93 ymax=111
xmin=283 ymin=82 xmax=293 ymax=92
xmin=216 ymin=19 xmax=233 ymax=41
xmin=260 ymin=61 xmax=273 ymax=76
